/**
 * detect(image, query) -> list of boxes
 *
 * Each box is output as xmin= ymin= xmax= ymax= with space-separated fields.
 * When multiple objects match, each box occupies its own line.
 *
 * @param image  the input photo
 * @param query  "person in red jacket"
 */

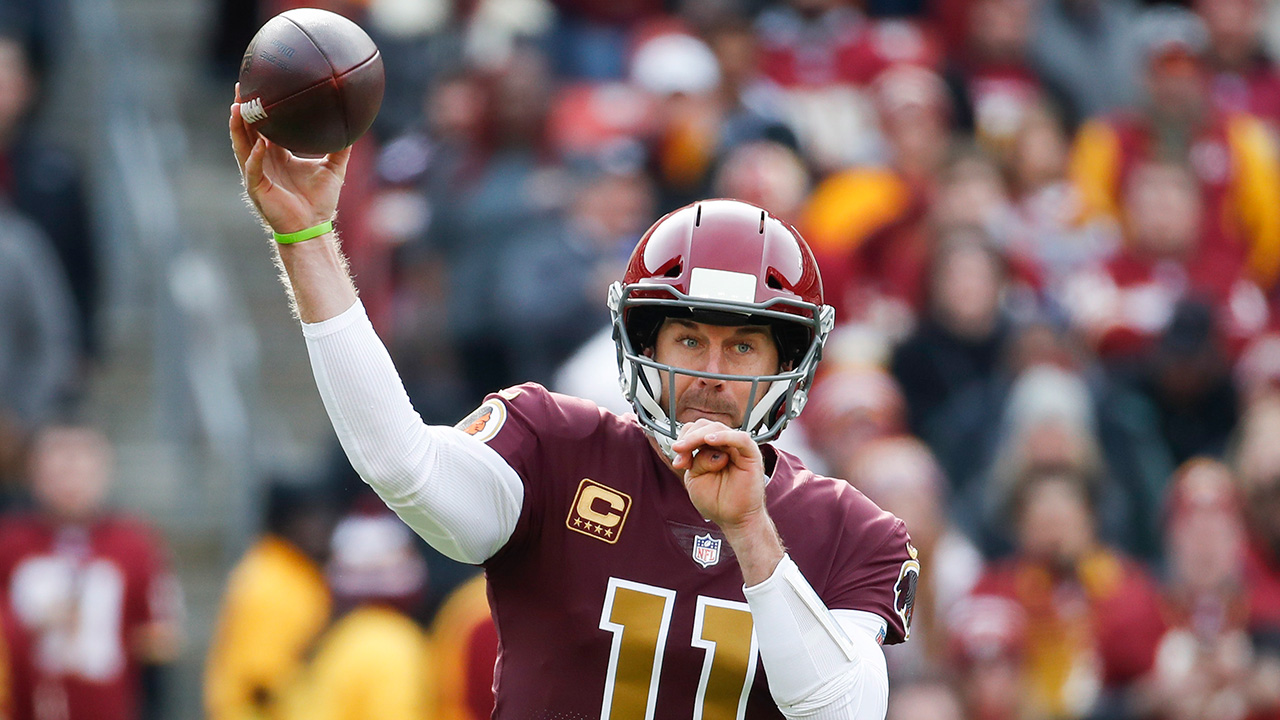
xmin=1062 ymin=159 xmax=1268 ymax=362
xmin=0 ymin=426 xmax=182 ymax=720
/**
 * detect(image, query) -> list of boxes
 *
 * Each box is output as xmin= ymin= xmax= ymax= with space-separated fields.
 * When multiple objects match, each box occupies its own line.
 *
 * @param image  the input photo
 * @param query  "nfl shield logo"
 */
xmin=692 ymin=533 xmax=722 ymax=568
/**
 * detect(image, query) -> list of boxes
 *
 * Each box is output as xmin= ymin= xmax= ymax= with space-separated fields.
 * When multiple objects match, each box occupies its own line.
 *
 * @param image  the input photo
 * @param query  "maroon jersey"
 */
xmin=458 ymin=383 xmax=915 ymax=719
xmin=0 ymin=515 xmax=179 ymax=720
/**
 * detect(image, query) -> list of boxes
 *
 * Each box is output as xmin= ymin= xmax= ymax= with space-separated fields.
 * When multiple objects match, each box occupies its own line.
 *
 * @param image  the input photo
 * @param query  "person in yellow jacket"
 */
xmin=278 ymin=510 xmax=434 ymax=720
xmin=1069 ymin=8 xmax=1280 ymax=289
xmin=799 ymin=65 xmax=953 ymax=328
xmin=204 ymin=484 xmax=335 ymax=720
xmin=430 ymin=574 xmax=497 ymax=720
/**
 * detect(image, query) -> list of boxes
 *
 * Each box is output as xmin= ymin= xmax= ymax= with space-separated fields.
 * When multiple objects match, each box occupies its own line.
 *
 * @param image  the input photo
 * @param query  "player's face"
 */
xmin=650 ymin=319 xmax=780 ymax=428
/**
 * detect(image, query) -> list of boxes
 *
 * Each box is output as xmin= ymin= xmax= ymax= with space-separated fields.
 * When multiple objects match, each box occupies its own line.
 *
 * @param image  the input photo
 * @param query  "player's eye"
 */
xmin=734 ymin=342 xmax=755 ymax=354
xmin=679 ymin=336 xmax=700 ymax=349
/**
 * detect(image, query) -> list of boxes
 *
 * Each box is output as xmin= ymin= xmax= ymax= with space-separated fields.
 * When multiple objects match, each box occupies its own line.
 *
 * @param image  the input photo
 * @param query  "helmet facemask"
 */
xmin=608 ymin=282 xmax=835 ymax=457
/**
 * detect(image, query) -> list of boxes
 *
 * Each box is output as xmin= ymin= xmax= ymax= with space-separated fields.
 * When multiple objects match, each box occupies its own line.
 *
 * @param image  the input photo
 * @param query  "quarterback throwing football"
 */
xmin=230 ymin=95 xmax=917 ymax=719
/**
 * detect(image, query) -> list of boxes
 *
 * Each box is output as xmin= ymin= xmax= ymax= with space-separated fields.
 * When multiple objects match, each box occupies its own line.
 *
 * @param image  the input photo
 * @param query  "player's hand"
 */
xmin=229 ymin=83 xmax=351 ymax=235
xmin=670 ymin=419 xmax=768 ymax=531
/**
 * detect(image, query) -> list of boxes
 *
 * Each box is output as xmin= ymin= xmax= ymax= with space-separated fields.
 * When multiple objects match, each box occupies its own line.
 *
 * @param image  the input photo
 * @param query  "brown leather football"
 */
xmin=237 ymin=8 xmax=384 ymax=156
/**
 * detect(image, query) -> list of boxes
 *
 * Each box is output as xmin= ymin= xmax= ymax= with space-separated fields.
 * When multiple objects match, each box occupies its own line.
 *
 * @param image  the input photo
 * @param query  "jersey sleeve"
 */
xmin=459 ymin=383 xmax=603 ymax=567
xmin=823 ymin=508 xmax=918 ymax=645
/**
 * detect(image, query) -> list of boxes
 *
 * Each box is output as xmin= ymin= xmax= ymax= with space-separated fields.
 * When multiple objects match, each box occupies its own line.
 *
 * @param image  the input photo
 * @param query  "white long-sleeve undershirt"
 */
xmin=301 ymin=300 xmax=890 ymax=719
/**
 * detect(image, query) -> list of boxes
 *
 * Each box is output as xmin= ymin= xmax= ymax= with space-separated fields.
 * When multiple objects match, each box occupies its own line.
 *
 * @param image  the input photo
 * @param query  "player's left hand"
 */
xmin=671 ymin=419 xmax=768 ymax=531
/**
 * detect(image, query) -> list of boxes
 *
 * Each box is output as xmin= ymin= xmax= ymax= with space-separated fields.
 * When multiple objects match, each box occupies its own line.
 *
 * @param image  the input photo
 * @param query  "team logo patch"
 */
xmin=894 ymin=548 xmax=920 ymax=639
xmin=692 ymin=533 xmax=722 ymax=568
xmin=567 ymin=479 xmax=632 ymax=544
xmin=455 ymin=399 xmax=507 ymax=443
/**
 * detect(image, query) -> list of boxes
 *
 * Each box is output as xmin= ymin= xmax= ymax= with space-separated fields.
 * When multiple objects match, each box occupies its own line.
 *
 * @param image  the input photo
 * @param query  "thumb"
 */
xmin=689 ymin=447 xmax=731 ymax=477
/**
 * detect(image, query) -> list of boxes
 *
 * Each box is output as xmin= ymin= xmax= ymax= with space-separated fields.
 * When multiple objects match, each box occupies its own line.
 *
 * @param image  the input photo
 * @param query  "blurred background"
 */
xmin=3 ymin=0 xmax=1280 ymax=718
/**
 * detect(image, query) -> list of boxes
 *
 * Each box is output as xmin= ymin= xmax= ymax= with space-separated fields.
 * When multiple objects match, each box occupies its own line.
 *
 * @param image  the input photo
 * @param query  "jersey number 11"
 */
xmin=599 ymin=577 xmax=759 ymax=720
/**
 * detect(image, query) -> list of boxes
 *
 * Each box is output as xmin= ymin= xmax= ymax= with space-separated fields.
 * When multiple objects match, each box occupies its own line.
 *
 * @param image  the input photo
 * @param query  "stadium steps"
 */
xmin=60 ymin=0 xmax=338 ymax=716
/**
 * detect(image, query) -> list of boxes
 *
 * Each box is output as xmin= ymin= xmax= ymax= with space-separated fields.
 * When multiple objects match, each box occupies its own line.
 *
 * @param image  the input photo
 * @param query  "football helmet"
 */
xmin=607 ymin=198 xmax=835 ymax=455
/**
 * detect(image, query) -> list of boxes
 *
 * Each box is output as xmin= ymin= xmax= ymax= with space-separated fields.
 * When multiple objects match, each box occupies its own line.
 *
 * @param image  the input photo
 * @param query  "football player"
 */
xmin=230 ymin=92 xmax=917 ymax=719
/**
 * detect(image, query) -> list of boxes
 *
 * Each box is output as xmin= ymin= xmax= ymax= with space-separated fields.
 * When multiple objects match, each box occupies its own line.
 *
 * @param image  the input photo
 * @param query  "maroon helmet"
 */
xmin=607 ymin=198 xmax=835 ymax=450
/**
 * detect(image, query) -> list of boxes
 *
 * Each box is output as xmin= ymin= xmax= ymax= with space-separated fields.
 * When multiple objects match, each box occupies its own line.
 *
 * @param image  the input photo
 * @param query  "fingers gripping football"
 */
xmin=229 ymin=84 xmax=351 ymax=236
xmin=671 ymin=420 xmax=768 ymax=530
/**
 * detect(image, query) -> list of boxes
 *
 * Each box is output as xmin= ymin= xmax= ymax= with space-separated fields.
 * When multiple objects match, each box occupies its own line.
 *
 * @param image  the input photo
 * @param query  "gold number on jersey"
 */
xmin=600 ymin=579 xmax=676 ymax=720
xmin=691 ymin=597 xmax=757 ymax=720
xmin=599 ymin=579 xmax=758 ymax=720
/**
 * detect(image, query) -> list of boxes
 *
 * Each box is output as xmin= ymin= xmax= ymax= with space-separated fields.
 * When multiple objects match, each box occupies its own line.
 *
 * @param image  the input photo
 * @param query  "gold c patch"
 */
xmin=456 ymin=398 xmax=507 ymax=443
xmin=567 ymin=479 xmax=632 ymax=544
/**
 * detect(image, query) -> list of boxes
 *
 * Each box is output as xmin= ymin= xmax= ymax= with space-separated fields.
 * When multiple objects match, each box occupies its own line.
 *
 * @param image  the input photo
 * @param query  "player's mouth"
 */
xmin=681 ymin=407 xmax=739 ymax=424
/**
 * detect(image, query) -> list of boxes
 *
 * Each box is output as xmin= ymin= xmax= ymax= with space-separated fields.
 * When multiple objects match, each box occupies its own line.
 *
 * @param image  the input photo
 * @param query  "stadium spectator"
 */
xmin=433 ymin=45 xmax=564 ymax=403
xmin=943 ymin=0 xmax=1074 ymax=158
xmin=630 ymin=31 xmax=726 ymax=209
xmin=947 ymin=591 xmax=1034 ymax=717
xmin=890 ymin=234 xmax=1013 ymax=442
xmin=800 ymin=65 xmax=952 ymax=332
xmin=1235 ymin=331 xmax=1280 ymax=406
xmin=998 ymin=102 xmax=1117 ymax=297
xmin=204 ymin=481 xmax=335 ymax=720
xmin=1136 ymin=301 xmax=1243 ymax=466
xmin=978 ymin=362 xmax=1164 ymax=557
xmin=1196 ymin=0 xmax=1280 ymax=130
xmin=1148 ymin=458 xmax=1274 ymax=720
xmin=545 ymin=0 xmax=665 ymax=80
xmin=1069 ymin=6 xmax=1280 ymax=291
xmin=846 ymin=436 xmax=984 ymax=679
xmin=492 ymin=147 xmax=654 ymax=386
xmin=703 ymin=17 xmax=800 ymax=159
xmin=1236 ymin=397 xmax=1280 ymax=636
xmin=945 ymin=594 xmax=1030 ymax=720
xmin=1 ymin=599 xmax=18 ymax=720
xmin=0 ymin=31 xmax=99 ymax=360
xmin=276 ymin=510 xmax=433 ymax=720
xmin=800 ymin=364 xmax=906 ymax=478
xmin=1234 ymin=396 xmax=1280 ymax=720
xmin=1063 ymin=159 xmax=1268 ymax=365
xmin=0 ymin=426 xmax=182 ymax=720
xmin=970 ymin=467 xmax=1167 ymax=718
xmin=0 ymin=205 xmax=78 ymax=500
xmin=711 ymin=139 xmax=810 ymax=226
xmin=1029 ymin=0 xmax=1146 ymax=127
xmin=754 ymin=0 xmax=937 ymax=170
xmin=430 ymin=574 xmax=498 ymax=720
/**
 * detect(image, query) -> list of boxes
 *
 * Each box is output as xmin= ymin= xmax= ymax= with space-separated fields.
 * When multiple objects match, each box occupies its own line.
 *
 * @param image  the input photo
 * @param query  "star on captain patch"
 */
xmin=692 ymin=533 xmax=722 ymax=568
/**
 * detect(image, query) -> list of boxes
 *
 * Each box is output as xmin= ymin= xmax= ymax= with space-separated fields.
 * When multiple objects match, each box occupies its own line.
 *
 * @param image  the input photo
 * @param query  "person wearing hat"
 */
xmin=275 ymin=511 xmax=434 ymax=720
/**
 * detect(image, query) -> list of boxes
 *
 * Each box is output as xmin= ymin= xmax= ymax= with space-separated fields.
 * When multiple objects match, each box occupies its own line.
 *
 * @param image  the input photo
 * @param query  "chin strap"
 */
xmin=649 ymin=426 xmax=682 ymax=463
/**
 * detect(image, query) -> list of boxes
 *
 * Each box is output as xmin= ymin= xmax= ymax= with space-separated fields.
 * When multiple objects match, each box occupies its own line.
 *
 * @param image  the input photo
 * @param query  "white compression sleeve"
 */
xmin=743 ymin=555 xmax=890 ymax=720
xmin=301 ymin=301 xmax=524 ymax=564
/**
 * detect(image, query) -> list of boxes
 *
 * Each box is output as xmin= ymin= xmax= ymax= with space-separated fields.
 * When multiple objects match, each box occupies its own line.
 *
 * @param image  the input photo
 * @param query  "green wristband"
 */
xmin=274 ymin=220 xmax=333 ymax=245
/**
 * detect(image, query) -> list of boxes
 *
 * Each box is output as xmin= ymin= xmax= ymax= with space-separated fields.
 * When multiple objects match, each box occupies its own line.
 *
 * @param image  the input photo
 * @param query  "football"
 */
xmin=237 ymin=8 xmax=384 ymax=155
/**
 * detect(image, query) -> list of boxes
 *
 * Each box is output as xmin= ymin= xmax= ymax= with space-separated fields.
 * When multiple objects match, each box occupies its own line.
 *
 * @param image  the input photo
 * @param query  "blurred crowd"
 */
xmin=6 ymin=0 xmax=1280 ymax=718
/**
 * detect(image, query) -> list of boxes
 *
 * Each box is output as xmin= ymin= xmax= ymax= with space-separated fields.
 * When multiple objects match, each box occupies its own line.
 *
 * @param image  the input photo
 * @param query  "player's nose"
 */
xmin=698 ymin=349 xmax=729 ymax=381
